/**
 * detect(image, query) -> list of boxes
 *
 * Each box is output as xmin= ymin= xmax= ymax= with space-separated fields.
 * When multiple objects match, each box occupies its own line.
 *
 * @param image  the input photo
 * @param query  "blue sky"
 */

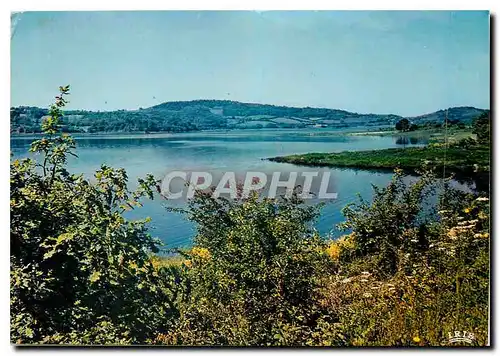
xmin=11 ymin=11 xmax=489 ymax=116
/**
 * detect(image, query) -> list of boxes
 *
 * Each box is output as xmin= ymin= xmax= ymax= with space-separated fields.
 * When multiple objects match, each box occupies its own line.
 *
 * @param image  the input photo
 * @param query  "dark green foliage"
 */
xmin=472 ymin=111 xmax=490 ymax=144
xmin=10 ymin=86 xmax=178 ymax=344
xmin=395 ymin=118 xmax=410 ymax=132
xmin=161 ymin=190 xmax=335 ymax=345
xmin=338 ymin=170 xmax=436 ymax=276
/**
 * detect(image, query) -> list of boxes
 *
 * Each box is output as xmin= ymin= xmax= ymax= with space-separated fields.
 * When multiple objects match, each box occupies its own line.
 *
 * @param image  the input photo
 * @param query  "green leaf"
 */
xmin=89 ymin=271 xmax=101 ymax=283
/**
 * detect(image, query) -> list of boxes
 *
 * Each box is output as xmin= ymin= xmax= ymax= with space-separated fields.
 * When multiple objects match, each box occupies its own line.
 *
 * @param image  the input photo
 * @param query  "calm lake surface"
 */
xmin=11 ymin=128 xmax=426 ymax=249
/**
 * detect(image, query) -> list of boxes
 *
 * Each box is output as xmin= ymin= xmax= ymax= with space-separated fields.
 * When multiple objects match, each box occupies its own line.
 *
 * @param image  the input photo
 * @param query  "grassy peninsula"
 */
xmin=269 ymin=113 xmax=491 ymax=177
xmin=269 ymin=144 xmax=490 ymax=175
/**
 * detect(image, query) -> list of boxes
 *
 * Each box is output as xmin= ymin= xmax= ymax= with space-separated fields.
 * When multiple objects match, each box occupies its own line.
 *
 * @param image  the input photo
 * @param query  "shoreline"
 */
xmin=10 ymin=125 xmax=394 ymax=139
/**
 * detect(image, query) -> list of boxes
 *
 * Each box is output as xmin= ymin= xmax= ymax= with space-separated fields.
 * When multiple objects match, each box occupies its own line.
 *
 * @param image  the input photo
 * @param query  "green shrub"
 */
xmin=338 ymin=169 xmax=437 ymax=276
xmin=10 ymin=86 xmax=178 ymax=344
xmin=324 ymin=175 xmax=490 ymax=346
xmin=159 ymin=190 xmax=336 ymax=345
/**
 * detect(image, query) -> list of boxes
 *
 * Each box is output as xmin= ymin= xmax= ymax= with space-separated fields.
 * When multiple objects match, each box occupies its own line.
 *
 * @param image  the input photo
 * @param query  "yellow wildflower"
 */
xmin=150 ymin=259 xmax=160 ymax=270
xmin=474 ymin=232 xmax=489 ymax=239
xmin=325 ymin=234 xmax=355 ymax=262
xmin=413 ymin=336 xmax=421 ymax=343
xmin=464 ymin=208 xmax=471 ymax=214
xmin=447 ymin=228 xmax=458 ymax=239
xmin=325 ymin=241 xmax=340 ymax=261
xmin=191 ymin=247 xmax=211 ymax=260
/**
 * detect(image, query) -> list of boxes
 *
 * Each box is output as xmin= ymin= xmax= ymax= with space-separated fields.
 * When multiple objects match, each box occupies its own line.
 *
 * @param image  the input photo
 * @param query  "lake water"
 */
xmin=11 ymin=128 xmax=426 ymax=249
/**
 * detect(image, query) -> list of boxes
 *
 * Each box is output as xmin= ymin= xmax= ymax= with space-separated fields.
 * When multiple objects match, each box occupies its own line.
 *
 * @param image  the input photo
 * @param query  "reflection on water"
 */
xmin=10 ymin=129 xmax=447 ymax=249
xmin=395 ymin=135 xmax=429 ymax=146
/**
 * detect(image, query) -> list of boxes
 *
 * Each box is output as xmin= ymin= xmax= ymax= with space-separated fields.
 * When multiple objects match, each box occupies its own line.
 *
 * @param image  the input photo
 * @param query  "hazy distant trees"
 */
xmin=10 ymin=100 xmax=489 ymax=134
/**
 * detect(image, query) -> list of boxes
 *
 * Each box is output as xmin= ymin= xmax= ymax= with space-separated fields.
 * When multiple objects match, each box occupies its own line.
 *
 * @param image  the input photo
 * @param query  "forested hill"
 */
xmin=10 ymin=99 xmax=488 ymax=134
xmin=407 ymin=106 xmax=487 ymax=123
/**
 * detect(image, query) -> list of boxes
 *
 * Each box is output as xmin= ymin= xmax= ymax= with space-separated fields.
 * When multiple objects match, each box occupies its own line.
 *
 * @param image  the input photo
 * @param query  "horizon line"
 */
xmin=11 ymin=98 xmax=489 ymax=119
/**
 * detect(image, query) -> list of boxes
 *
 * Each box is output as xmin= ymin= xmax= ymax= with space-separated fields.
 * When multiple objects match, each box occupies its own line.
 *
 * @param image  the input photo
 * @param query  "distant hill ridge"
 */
xmin=10 ymin=99 xmax=488 ymax=134
xmin=407 ymin=106 xmax=486 ymax=123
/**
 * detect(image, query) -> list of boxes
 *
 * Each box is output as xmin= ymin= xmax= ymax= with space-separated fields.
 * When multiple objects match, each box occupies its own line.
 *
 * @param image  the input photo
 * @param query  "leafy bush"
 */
xmin=157 ymin=190 xmax=336 ymax=346
xmin=10 ymin=86 xmax=178 ymax=344
xmin=338 ymin=169 xmax=437 ymax=276
xmin=323 ymin=176 xmax=490 ymax=346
